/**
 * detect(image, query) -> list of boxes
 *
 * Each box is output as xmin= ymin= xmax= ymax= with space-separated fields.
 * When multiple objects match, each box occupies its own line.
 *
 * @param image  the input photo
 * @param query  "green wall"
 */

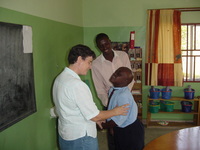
xmin=0 ymin=7 xmax=83 ymax=150
xmin=83 ymin=0 xmax=200 ymax=119
xmin=83 ymin=26 xmax=146 ymax=109
xmin=83 ymin=0 xmax=200 ymax=27
xmin=0 ymin=0 xmax=200 ymax=149
xmin=83 ymin=26 xmax=200 ymax=120
xmin=0 ymin=0 xmax=83 ymax=26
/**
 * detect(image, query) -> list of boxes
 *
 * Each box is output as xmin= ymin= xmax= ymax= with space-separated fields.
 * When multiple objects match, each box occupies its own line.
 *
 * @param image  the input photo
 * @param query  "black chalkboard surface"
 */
xmin=0 ymin=22 xmax=36 ymax=131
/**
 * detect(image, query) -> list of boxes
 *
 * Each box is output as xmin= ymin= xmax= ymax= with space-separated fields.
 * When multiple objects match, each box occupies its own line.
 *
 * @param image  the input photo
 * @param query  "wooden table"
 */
xmin=144 ymin=126 xmax=200 ymax=150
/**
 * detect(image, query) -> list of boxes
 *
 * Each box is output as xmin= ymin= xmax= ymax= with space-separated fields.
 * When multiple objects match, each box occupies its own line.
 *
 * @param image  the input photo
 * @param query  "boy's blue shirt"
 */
xmin=107 ymin=86 xmax=138 ymax=128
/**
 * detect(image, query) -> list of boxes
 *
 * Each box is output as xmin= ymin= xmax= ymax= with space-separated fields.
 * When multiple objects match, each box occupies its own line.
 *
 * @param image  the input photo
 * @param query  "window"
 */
xmin=181 ymin=23 xmax=200 ymax=82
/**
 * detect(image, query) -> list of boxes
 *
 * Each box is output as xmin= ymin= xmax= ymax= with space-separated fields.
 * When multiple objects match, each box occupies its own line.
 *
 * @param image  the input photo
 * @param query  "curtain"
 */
xmin=145 ymin=9 xmax=183 ymax=87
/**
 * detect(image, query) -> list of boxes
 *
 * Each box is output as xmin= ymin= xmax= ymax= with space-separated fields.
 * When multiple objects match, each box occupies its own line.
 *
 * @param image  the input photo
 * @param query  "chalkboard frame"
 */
xmin=0 ymin=22 xmax=36 ymax=132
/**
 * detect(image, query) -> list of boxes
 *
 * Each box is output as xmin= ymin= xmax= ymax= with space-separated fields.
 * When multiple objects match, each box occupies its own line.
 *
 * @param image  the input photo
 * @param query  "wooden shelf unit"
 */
xmin=147 ymin=97 xmax=200 ymax=128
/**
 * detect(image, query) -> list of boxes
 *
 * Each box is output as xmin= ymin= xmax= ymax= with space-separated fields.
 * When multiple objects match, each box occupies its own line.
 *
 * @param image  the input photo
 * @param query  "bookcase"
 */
xmin=147 ymin=97 xmax=200 ymax=128
xmin=128 ymin=48 xmax=143 ymax=120
xmin=111 ymin=42 xmax=143 ymax=120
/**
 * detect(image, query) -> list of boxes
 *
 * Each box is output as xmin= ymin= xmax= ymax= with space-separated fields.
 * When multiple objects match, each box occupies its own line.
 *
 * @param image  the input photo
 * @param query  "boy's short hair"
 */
xmin=68 ymin=44 xmax=96 ymax=64
xmin=95 ymin=33 xmax=109 ymax=44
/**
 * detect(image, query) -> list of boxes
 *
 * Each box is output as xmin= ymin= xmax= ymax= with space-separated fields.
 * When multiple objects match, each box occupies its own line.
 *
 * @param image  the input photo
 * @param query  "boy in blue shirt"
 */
xmin=100 ymin=67 xmax=144 ymax=150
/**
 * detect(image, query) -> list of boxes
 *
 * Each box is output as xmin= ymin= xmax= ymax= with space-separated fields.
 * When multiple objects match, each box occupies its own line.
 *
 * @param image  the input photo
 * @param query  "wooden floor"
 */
xmin=144 ymin=126 xmax=200 ymax=150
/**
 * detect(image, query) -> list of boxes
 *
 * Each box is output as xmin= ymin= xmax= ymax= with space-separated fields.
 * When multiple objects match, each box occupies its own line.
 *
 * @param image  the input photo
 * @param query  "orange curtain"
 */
xmin=145 ymin=9 xmax=183 ymax=86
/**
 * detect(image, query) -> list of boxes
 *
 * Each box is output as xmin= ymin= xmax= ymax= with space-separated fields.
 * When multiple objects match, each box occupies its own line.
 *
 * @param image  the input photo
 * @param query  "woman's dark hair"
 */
xmin=68 ymin=44 xmax=96 ymax=64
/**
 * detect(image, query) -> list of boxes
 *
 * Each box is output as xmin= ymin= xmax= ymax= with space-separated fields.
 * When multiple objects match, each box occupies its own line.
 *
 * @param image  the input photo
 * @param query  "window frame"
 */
xmin=181 ymin=23 xmax=200 ymax=82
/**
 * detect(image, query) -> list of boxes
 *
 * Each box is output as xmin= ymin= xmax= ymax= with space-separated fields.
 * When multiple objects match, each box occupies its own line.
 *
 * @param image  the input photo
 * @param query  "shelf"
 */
xmin=148 ymin=109 xmax=198 ymax=114
xmin=132 ymin=90 xmax=141 ymax=95
xmin=128 ymin=48 xmax=143 ymax=121
xmin=130 ymin=60 xmax=142 ymax=62
xmin=147 ymin=96 xmax=200 ymax=128
xmin=147 ymin=121 xmax=196 ymax=128
xmin=132 ymin=94 xmax=142 ymax=96
xmin=148 ymin=97 xmax=200 ymax=101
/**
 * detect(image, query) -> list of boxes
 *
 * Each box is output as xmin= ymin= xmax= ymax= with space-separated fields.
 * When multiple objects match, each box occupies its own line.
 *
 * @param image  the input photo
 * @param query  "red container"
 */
xmin=129 ymin=31 xmax=135 ymax=49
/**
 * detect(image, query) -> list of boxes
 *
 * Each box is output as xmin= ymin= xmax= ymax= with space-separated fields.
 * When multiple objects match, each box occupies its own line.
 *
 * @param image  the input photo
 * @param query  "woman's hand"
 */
xmin=113 ymin=104 xmax=130 ymax=116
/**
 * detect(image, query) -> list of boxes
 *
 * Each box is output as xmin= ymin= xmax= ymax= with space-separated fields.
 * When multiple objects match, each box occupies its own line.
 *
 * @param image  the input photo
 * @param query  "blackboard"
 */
xmin=0 ymin=22 xmax=36 ymax=131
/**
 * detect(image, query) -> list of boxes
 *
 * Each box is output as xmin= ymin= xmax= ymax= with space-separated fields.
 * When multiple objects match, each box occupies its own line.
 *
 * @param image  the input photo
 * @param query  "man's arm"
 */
xmin=91 ymin=66 xmax=108 ymax=106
